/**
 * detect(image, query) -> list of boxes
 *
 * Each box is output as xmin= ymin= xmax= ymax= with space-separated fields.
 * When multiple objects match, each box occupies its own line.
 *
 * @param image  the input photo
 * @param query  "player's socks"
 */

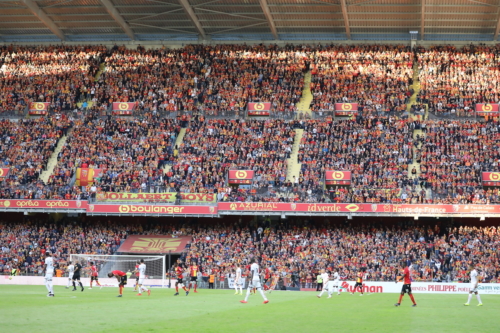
xmin=176 ymin=286 xmax=179 ymax=292
xmin=79 ymin=282 xmax=84 ymax=291
xmin=45 ymin=281 xmax=51 ymax=293
xmin=398 ymin=294 xmax=403 ymax=304
xmin=182 ymin=286 xmax=188 ymax=292
xmin=119 ymin=286 xmax=123 ymax=295
xmin=244 ymin=287 xmax=251 ymax=302
xmin=90 ymin=281 xmax=93 ymax=288
xmin=467 ymin=294 xmax=473 ymax=304
xmin=258 ymin=288 xmax=267 ymax=301
xmin=476 ymin=295 xmax=482 ymax=304
xmin=194 ymin=284 xmax=197 ymax=292
xmin=409 ymin=294 xmax=416 ymax=305
xmin=72 ymin=281 xmax=76 ymax=290
xmin=318 ymin=289 xmax=326 ymax=297
xmin=96 ymin=281 xmax=101 ymax=286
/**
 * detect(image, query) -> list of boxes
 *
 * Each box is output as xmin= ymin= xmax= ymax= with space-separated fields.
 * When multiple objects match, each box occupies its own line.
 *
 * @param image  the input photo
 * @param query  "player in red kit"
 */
xmin=108 ymin=270 xmax=128 ymax=297
xmin=188 ymin=262 xmax=199 ymax=293
xmin=134 ymin=261 xmax=140 ymax=291
xmin=89 ymin=262 xmax=101 ymax=289
xmin=173 ymin=263 xmax=189 ymax=296
xmin=395 ymin=262 xmax=417 ymax=307
xmin=351 ymin=270 xmax=364 ymax=296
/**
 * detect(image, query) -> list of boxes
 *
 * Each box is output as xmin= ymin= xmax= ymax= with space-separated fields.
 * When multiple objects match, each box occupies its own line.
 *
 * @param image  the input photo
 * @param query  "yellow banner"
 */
xmin=96 ymin=192 xmax=216 ymax=203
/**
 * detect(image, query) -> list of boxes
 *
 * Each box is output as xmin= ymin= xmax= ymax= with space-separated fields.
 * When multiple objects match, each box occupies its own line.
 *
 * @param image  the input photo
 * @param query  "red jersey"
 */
xmin=135 ymin=265 xmax=140 ymax=276
xmin=112 ymin=270 xmax=126 ymax=277
xmin=403 ymin=267 xmax=411 ymax=284
xmin=356 ymin=272 xmax=363 ymax=283
xmin=91 ymin=265 xmax=98 ymax=277
xmin=176 ymin=266 xmax=184 ymax=279
xmin=190 ymin=265 xmax=199 ymax=277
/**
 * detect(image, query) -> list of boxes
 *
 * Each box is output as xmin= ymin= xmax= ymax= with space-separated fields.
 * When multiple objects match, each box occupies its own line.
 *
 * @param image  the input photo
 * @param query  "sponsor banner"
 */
xmin=475 ymin=103 xmax=499 ymax=114
xmin=117 ymin=235 xmax=192 ymax=253
xmin=0 ymin=168 xmax=10 ymax=178
xmin=97 ymin=192 xmax=216 ymax=203
xmin=112 ymin=102 xmax=136 ymax=112
xmin=482 ymin=172 xmax=500 ymax=186
xmin=0 ymin=200 xmax=87 ymax=210
xmin=1 ymin=276 xmax=167 ymax=288
xmin=75 ymin=168 xmax=101 ymax=187
xmin=29 ymin=102 xmax=49 ymax=115
xmin=325 ymin=170 xmax=351 ymax=185
xmin=112 ymin=110 xmax=133 ymax=116
xmin=247 ymin=102 xmax=271 ymax=116
xmin=228 ymin=170 xmax=254 ymax=185
xmin=227 ymin=277 xmax=247 ymax=289
xmin=87 ymin=204 xmax=217 ymax=215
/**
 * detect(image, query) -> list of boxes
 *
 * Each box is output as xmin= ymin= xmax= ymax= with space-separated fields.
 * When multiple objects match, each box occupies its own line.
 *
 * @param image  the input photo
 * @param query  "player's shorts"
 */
xmin=176 ymin=278 xmax=184 ymax=285
xmin=120 ymin=276 xmax=128 ymax=286
xmin=73 ymin=274 xmax=81 ymax=281
xmin=249 ymin=279 xmax=262 ymax=289
xmin=235 ymin=278 xmax=243 ymax=286
xmin=68 ymin=273 xmax=74 ymax=280
xmin=135 ymin=276 xmax=139 ymax=281
xmin=138 ymin=278 xmax=145 ymax=285
xmin=190 ymin=276 xmax=197 ymax=282
xmin=263 ymin=278 xmax=269 ymax=284
xmin=354 ymin=282 xmax=363 ymax=290
xmin=327 ymin=281 xmax=339 ymax=290
xmin=45 ymin=272 xmax=53 ymax=282
xmin=469 ymin=286 xmax=478 ymax=293
xmin=91 ymin=276 xmax=99 ymax=281
xmin=401 ymin=284 xmax=412 ymax=294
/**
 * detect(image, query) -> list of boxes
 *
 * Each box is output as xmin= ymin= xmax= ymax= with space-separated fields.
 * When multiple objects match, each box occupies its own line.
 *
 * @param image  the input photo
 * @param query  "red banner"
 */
xmin=87 ymin=204 xmax=217 ymax=215
xmin=482 ymin=172 xmax=500 ymax=186
xmin=29 ymin=102 xmax=49 ymax=115
xmin=117 ymin=235 xmax=192 ymax=253
xmin=325 ymin=170 xmax=351 ymax=185
xmin=0 ymin=168 xmax=10 ymax=178
xmin=334 ymin=103 xmax=358 ymax=116
xmin=475 ymin=103 xmax=499 ymax=114
xmin=112 ymin=102 xmax=136 ymax=113
xmin=228 ymin=170 xmax=254 ymax=184
xmin=247 ymin=102 xmax=271 ymax=116
xmin=0 ymin=200 xmax=87 ymax=210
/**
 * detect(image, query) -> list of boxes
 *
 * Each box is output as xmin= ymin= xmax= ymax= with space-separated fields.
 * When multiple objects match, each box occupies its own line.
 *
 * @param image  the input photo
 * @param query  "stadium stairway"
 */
xmin=286 ymin=128 xmax=303 ymax=183
xmin=295 ymin=71 xmax=313 ymax=119
xmin=163 ymin=128 xmax=186 ymax=173
xmin=39 ymin=133 xmax=69 ymax=184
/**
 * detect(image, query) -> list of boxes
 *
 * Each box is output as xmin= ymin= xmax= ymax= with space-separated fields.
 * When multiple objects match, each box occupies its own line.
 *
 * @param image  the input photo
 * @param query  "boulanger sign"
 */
xmin=87 ymin=204 xmax=217 ymax=215
xmin=334 ymin=103 xmax=358 ymax=116
xmin=475 ymin=103 xmax=499 ymax=114
xmin=482 ymin=172 xmax=500 ymax=186
xmin=112 ymin=102 xmax=136 ymax=115
xmin=325 ymin=170 xmax=352 ymax=185
xmin=247 ymin=102 xmax=271 ymax=116
xmin=228 ymin=170 xmax=255 ymax=184
xmin=29 ymin=102 xmax=49 ymax=115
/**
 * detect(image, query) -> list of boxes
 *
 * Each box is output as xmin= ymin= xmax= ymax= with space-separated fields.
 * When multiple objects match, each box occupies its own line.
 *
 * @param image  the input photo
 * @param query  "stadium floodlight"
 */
xmin=70 ymin=254 xmax=166 ymax=288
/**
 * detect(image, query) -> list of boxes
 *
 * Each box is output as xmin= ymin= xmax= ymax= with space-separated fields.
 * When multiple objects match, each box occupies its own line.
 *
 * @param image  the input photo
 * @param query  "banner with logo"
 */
xmin=117 ymin=235 xmax=192 ymax=254
xmin=87 ymin=204 xmax=217 ymax=215
xmin=97 ymin=192 xmax=216 ymax=203
xmin=334 ymin=103 xmax=358 ymax=116
xmin=0 ymin=200 xmax=87 ymax=210
xmin=228 ymin=170 xmax=255 ymax=184
xmin=475 ymin=103 xmax=499 ymax=114
xmin=29 ymin=102 xmax=50 ymax=115
xmin=228 ymin=277 xmax=247 ymax=289
xmin=247 ymin=102 xmax=271 ymax=116
xmin=112 ymin=102 xmax=136 ymax=115
xmin=482 ymin=172 xmax=500 ymax=186
xmin=0 ymin=168 xmax=10 ymax=178
xmin=75 ymin=168 xmax=101 ymax=187
xmin=325 ymin=170 xmax=351 ymax=185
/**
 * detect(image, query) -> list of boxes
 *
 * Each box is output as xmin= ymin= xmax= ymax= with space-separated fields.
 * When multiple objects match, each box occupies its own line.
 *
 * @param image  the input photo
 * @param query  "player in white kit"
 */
xmin=234 ymin=263 xmax=243 ymax=295
xmin=66 ymin=261 xmax=75 ymax=289
xmin=44 ymin=252 xmax=54 ymax=297
xmin=464 ymin=265 xmax=483 ymax=306
xmin=240 ymin=258 xmax=269 ymax=304
xmin=135 ymin=259 xmax=151 ymax=296
xmin=328 ymin=270 xmax=341 ymax=297
xmin=317 ymin=269 xmax=330 ymax=298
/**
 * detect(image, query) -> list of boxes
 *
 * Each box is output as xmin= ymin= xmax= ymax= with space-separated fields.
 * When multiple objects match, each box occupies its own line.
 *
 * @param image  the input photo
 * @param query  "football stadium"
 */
xmin=1 ymin=0 xmax=500 ymax=332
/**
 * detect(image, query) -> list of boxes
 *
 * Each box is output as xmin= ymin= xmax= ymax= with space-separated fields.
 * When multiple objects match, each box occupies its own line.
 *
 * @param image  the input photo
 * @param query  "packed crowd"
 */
xmin=3 ymin=216 xmax=498 ymax=287
xmin=0 ymin=45 xmax=105 ymax=116
xmin=417 ymin=45 xmax=500 ymax=117
xmin=310 ymin=44 xmax=413 ymax=116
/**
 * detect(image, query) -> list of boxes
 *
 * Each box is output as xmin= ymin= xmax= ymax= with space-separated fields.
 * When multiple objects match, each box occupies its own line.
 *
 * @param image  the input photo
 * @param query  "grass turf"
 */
xmin=0 ymin=286 xmax=498 ymax=333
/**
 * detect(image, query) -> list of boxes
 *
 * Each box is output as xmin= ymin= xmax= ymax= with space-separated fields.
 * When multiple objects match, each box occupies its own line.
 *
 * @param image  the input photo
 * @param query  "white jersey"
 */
xmin=332 ymin=272 xmax=340 ymax=283
xmin=470 ymin=269 xmax=478 ymax=286
xmin=67 ymin=264 xmax=74 ymax=274
xmin=250 ymin=263 xmax=260 ymax=281
xmin=236 ymin=267 xmax=242 ymax=279
xmin=45 ymin=257 xmax=54 ymax=274
xmin=320 ymin=273 xmax=329 ymax=284
xmin=138 ymin=263 xmax=146 ymax=279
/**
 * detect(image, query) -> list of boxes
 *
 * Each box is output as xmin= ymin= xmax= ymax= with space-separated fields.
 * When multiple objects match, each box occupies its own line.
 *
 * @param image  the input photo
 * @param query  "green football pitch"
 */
xmin=0 ymin=286 xmax=497 ymax=333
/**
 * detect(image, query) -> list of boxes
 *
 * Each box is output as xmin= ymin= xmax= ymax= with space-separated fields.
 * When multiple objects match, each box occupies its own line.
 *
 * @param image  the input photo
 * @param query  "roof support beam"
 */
xmin=340 ymin=0 xmax=351 ymax=39
xmin=258 ymin=0 xmax=278 ymax=39
xmin=421 ymin=0 xmax=425 ymax=40
xmin=178 ymin=0 xmax=206 ymax=39
xmin=99 ymin=0 xmax=135 ymax=40
xmin=22 ymin=0 xmax=65 ymax=40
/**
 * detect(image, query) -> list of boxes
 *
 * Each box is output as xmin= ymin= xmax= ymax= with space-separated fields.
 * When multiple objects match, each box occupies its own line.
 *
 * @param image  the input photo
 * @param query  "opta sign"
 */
xmin=334 ymin=103 xmax=358 ymax=116
xmin=97 ymin=192 xmax=216 ymax=203
xmin=325 ymin=170 xmax=351 ymax=185
xmin=112 ymin=102 xmax=135 ymax=115
xmin=117 ymin=235 xmax=192 ymax=254
xmin=0 ymin=200 xmax=87 ymax=210
xmin=228 ymin=170 xmax=254 ymax=184
xmin=482 ymin=172 xmax=500 ymax=186
xmin=247 ymin=102 xmax=271 ymax=116
xmin=0 ymin=168 xmax=10 ymax=178
xmin=475 ymin=103 xmax=499 ymax=114
xmin=87 ymin=204 xmax=217 ymax=215
xmin=29 ymin=102 xmax=49 ymax=115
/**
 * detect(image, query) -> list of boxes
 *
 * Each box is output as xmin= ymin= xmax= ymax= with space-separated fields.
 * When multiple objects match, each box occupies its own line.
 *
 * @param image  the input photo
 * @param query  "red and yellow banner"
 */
xmin=29 ymin=102 xmax=49 ymax=115
xmin=0 ymin=168 xmax=10 ymax=178
xmin=112 ymin=102 xmax=136 ymax=115
xmin=228 ymin=170 xmax=254 ymax=184
xmin=97 ymin=192 xmax=216 ymax=203
xmin=87 ymin=204 xmax=217 ymax=215
xmin=117 ymin=235 xmax=192 ymax=253
xmin=0 ymin=200 xmax=87 ymax=210
xmin=325 ymin=170 xmax=352 ymax=185
xmin=247 ymin=102 xmax=271 ymax=116
xmin=75 ymin=168 xmax=101 ymax=187
xmin=482 ymin=172 xmax=500 ymax=186
xmin=475 ymin=103 xmax=499 ymax=114
xmin=334 ymin=103 xmax=358 ymax=116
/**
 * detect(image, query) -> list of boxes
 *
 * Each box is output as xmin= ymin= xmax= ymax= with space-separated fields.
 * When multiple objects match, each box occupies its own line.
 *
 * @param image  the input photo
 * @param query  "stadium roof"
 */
xmin=0 ymin=0 xmax=500 ymax=43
